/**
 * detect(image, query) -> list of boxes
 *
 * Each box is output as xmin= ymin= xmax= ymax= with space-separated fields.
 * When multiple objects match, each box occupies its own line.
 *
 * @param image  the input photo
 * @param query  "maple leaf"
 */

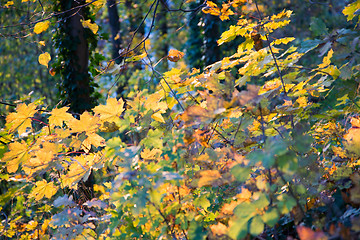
xmin=48 ymin=107 xmax=73 ymax=127
xmin=60 ymin=154 xmax=98 ymax=188
xmin=28 ymin=180 xmax=58 ymax=201
xmin=2 ymin=141 xmax=30 ymax=173
xmin=82 ymin=133 xmax=106 ymax=152
xmin=23 ymin=150 xmax=54 ymax=176
xmin=68 ymin=111 xmax=100 ymax=133
xmin=93 ymin=98 xmax=124 ymax=123
xmin=6 ymin=102 xmax=37 ymax=135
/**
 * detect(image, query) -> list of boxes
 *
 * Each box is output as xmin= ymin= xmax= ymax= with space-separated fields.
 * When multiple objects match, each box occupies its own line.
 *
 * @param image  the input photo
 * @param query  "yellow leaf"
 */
xmin=343 ymin=0 xmax=360 ymax=21
xmin=318 ymin=49 xmax=333 ymax=68
xmin=38 ymin=52 xmax=51 ymax=68
xmin=82 ymin=133 xmax=105 ymax=152
xmin=34 ymin=21 xmax=50 ymax=34
xmin=68 ymin=111 xmax=100 ymax=133
xmin=81 ymin=19 xmax=99 ymax=34
xmin=2 ymin=141 xmax=30 ymax=173
xmin=296 ymin=96 xmax=308 ymax=108
xmin=151 ymin=112 xmax=165 ymax=123
xmin=141 ymin=148 xmax=162 ymax=160
xmin=48 ymin=107 xmax=74 ymax=127
xmin=23 ymin=150 xmax=54 ymax=176
xmin=93 ymin=98 xmax=124 ymax=123
xmin=272 ymin=37 xmax=295 ymax=45
xmin=60 ymin=155 xmax=96 ymax=188
xmin=5 ymin=1 xmax=14 ymax=7
xmin=344 ymin=128 xmax=360 ymax=156
xmin=38 ymin=41 xmax=45 ymax=46
xmin=29 ymin=180 xmax=58 ymax=200
xmin=6 ymin=102 xmax=37 ymax=135
xmin=25 ymin=220 xmax=38 ymax=231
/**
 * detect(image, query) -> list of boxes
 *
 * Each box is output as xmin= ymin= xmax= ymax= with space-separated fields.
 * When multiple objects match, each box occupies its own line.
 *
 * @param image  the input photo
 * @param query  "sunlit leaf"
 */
xmin=34 ymin=21 xmax=50 ymax=34
xmin=2 ymin=141 xmax=29 ymax=173
xmin=48 ymin=107 xmax=73 ymax=127
xmin=81 ymin=19 xmax=99 ymax=34
xmin=29 ymin=180 xmax=58 ymax=200
xmin=93 ymin=98 xmax=124 ymax=123
xmin=38 ymin=52 xmax=51 ymax=68
xmin=6 ymin=102 xmax=37 ymax=135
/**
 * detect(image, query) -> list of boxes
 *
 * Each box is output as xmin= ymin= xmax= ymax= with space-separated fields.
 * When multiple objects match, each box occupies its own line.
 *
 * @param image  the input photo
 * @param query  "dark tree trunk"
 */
xmin=57 ymin=0 xmax=97 ymax=114
xmin=107 ymin=0 xmax=122 ymax=64
xmin=203 ymin=5 xmax=221 ymax=66
xmin=186 ymin=0 xmax=204 ymax=70
xmin=155 ymin=1 xmax=169 ymax=72
xmin=56 ymin=0 xmax=98 ymax=203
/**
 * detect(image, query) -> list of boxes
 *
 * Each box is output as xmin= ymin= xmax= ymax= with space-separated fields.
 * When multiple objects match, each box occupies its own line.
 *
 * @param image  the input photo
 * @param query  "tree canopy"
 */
xmin=0 ymin=0 xmax=360 ymax=239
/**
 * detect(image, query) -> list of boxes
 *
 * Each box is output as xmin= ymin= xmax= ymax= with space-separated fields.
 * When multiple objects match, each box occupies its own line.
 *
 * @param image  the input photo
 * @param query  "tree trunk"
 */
xmin=155 ymin=1 xmax=169 ymax=72
xmin=56 ymin=0 xmax=97 ymax=203
xmin=107 ymin=0 xmax=122 ymax=64
xmin=57 ymin=0 xmax=96 ymax=114
xmin=203 ymin=4 xmax=220 ymax=66
xmin=186 ymin=0 xmax=204 ymax=70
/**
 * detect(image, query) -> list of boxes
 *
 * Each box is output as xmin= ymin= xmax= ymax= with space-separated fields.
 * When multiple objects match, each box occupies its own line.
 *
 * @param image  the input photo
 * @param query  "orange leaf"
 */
xmin=167 ymin=49 xmax=185 ymax=62
xmin=210 ymin=222 xmax=227 ymax=236
xmin=296 ymin=226 xmax=328 ymax=240
xmin=197 ymin=170 xmax=222 ymax=187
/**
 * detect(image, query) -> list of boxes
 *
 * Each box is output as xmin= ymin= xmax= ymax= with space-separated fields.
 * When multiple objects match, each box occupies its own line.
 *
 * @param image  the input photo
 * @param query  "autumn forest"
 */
xmin=0 ymin=0 xmax=359 ymax=239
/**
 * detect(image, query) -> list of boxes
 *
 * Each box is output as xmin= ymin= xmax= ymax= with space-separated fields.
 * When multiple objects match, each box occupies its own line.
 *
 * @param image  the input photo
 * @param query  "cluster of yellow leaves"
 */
xmin=1 ymin=98 xmax=124 ymax=193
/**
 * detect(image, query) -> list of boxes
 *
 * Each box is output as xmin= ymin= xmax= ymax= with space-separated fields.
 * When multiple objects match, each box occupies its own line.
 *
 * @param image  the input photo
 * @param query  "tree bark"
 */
xmin=107 ymin=0 xmax=122 ymax=64
xmin=203 ymin=3 xmax=220 ymax=66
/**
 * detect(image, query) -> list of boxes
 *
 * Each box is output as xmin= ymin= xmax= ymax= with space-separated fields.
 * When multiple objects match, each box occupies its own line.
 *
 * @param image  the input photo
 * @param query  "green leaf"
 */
xmin=188 ymin=221 xmax=207 ymax=240
xmin=231 ymin=165 xmax=251 ymax=182
xmin=310 ymin=17 xmax=328 ymax=36
xmin=194 ymin=195 xmax=211 ymax=211
xmin=261 ymin=208 xmax=279 ymax=227
xmin=234 ymin=202 xmax=257 ymax=219
xmin=253 ymin=193 xmax=270 ymax=209
xmin=298 ymin=39 xmax=322 ymax=54
xmin=249 ymin=216 xmax=264 ymax=236
xmin=227 ymin=218 xmax=248 ymax=240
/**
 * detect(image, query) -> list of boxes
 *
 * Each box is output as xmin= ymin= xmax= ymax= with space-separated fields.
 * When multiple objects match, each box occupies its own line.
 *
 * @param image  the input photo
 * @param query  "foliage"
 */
xmin=1 ymin=0 xmax=360 ymax=240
